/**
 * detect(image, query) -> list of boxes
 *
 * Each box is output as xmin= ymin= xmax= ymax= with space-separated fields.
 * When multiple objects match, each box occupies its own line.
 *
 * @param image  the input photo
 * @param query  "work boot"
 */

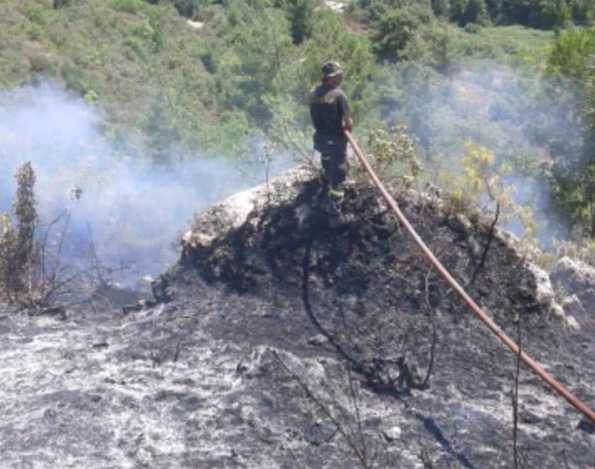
xmin=327 ymin=197 xmax=352 ymax=228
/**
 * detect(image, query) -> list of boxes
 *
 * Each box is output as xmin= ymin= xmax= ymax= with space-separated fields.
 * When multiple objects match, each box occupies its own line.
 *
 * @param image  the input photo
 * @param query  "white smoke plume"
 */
xmin=0 ymin=83 xmax=288 ymax=288
xmin=400 ymin=64 xmax=579 ymax=244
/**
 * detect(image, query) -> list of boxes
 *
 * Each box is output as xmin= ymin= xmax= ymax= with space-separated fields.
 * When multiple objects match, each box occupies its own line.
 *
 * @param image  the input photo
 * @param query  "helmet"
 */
xmin=322 ymin=60 xmax=343 ymax=78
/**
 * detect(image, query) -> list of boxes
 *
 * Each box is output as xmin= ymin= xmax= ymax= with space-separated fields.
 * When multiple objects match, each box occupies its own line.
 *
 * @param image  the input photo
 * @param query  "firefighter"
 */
xmin=308 ymin=60 xmax=353 ymax=225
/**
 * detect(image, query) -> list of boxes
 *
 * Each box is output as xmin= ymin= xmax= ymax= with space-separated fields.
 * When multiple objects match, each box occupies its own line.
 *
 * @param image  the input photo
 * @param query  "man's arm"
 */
xmin=343 ymin=113 xmax=353 ymax=133
xmin=338 ymin=91 xmax=353 ymax=132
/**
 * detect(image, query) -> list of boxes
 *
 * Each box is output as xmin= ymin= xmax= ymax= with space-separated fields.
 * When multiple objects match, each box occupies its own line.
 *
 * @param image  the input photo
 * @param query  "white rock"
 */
xmin=551 ymin=257 xmax=595 ymax=318
xmin=187 ymin=20 xmax=204 ymax=29
xmin=183 ymin=166 xmax=314 ymax=251
xmin=526 ymin=262 xmax=556 ymax=307
xmin=382 ymin=425 xmax=402 ymax=442
xmin=562 ymin=294 xmax=586 ymax=316
xmin=325 ymin=1 xmax=345 ymax=12
xmin=525 ymin=262 xmax=578 ymax=329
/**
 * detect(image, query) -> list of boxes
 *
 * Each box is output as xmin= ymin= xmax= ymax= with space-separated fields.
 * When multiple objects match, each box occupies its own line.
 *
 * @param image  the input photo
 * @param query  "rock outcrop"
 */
xmin=1 ymin=167 xmax=594 ymax=469
xmin=552 ymin=256 xmax=595 ymax=326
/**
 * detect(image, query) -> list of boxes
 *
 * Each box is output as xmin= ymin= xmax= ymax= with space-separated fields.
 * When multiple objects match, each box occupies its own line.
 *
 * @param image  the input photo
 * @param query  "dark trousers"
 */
xmin=313 ymin=132 xmax=348 ymax=202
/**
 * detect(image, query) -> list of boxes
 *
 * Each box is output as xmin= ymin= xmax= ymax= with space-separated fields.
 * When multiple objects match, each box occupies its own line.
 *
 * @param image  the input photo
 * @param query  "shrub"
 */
xmin=528 ymin=0 xmax=569 ymax=30
xmin=27 ymin=25 xmax=44 ymax=41
xmin=464 ymin=22 xmax=481 ymax=33
xmin=440 ymin=140 xmax=537 ymax=243
xmin=0 ymin=163 xmax=37 ymax=303
xmin=451 ymin=0 xmax=490 ymax=25
xmin=360 ymin=122 xmax=423 ymax=186
xmin=29 ymin=55 xmax=55 ymax=75
xmin=22 ymin=3 xmax=50 ymax=24
xmin=432 ymin=0 xmax=450 ymax=17
xmin=60 ymin=62 xmax=91 ymax=94
xmin=0 ymin=213 xmax=18 ymax=302
xmin=464 ymin=0 xmax=490 ymax=25
xmin=112 ymin=0 xmax=153 ymax=15
xmin=54 ymin=0 xmax=75 ymax=8
xmin=370 ymin=8 xmax=421 ymax=57
xmin=279 ymin=0 xmax=321 ymax=44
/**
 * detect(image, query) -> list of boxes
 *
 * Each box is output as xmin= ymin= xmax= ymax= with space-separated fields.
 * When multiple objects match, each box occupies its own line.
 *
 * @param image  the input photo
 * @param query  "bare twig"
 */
xmin=86 ymin=223 xmax=108 ymax=288
xmin=512 ymin=314 xmax=522 ymax=469
xmin=281 ymin=120 xmax=315 ymax=167
xmin=469 ymin=201 xmax=500 ymax=286
xmin=39 ymin=209 xmax=69 ymax=286
xmin=347 ymin=368 xmax=368 ymax=465
xmin=420 ymin=265 xmax=438 ymax=390
xmin=50 ymin=211 xmax=71 ymax=285
xmin=562 ymin=450 xmax=570 ymax=469
xmin=271 ymin=349 xmax=372 ymax=469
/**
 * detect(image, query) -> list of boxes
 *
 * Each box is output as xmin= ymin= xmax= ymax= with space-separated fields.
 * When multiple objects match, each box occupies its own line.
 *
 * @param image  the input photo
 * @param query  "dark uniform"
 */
xmin=308 ymin=77 xmax=351 ymax=211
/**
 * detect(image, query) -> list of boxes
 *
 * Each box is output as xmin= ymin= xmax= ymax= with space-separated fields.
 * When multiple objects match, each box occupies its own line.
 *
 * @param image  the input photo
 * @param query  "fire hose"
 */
xmin=344 ymin=130 xmax=595 ymax=425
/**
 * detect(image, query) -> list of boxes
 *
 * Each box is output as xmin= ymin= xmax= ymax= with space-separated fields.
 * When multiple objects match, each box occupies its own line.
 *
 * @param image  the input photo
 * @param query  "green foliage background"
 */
xmin=2 ymin=0 xmax=595 ymax=239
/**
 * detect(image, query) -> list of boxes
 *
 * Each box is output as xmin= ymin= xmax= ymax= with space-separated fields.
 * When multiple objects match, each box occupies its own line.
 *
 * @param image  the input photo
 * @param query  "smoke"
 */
xmin=397 ymin=63 xmax=580 ymax=245
xmin=0 ymin=83 xmax=289 ymax=287
xmin=0 ymin=64 xmax=577 ymax=293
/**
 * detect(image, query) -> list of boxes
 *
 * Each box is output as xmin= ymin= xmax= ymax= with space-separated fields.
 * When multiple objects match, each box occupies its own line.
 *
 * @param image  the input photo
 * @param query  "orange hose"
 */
xmin=344 ymin=130 xmax=595 ymax=425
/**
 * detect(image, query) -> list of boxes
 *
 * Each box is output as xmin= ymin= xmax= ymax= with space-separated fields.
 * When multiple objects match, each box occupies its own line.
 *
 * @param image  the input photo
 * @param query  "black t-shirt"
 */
xmin=308 ymin=83 xmax=351 ymax=136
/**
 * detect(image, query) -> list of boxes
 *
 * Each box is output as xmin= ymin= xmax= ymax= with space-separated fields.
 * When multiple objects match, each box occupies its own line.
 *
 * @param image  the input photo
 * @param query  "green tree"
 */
xmin=276 ymin=0 xmax=321 ymax=44
xmin=528 ymin=0 xmax=568 ymax=29
xmin=295 ymin=11 xmax=376 ymax=121
xmin=546 ymin=27 xmax=595 ymax=236
xmin=144 ymin=97 xmax=182 ymax=165
xmin=370 ymin=8 xmax=421 ymax=58
xmin=220 ymin=6 xmax=295 ymax=123
xmin=463 ymin=0 xmax=490 ymax=25
xmin=0 ymin=163 xmax=37 ymax=301
xmin=432 ymin=0 xmax=450 ymax=17
xmin=451 ymin=0 xmax=490 ymax=25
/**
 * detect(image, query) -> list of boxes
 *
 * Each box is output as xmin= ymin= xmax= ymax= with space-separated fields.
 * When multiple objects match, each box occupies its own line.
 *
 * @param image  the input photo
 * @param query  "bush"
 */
xmin=370 ymin=8 xmax=421 ymax=57
xmin=112 ymin=0 xmax=154 ymax=15
xmin=432 ymin=0 xmax=450 ymax=17
xmin=465 ymin=0 xmax=490 ymax=25
xmin=0 ymin=163 xmax=37 ymax=304
xmin=60 ymin=62 xmax=91 ymax=94
xmin=451 ymin=0 xmax=490 ymax=25
xmin=528 ymin=0 xmax=568 ymax=29
xmin=278 ymin=0 xmax=321 ymax=44
xmin=154 ymin=0 xmax=211 ymax=18
xmin=54 ymin=0 xmax=75 ymax=8
xmin=361 ymin=122 xmax=423 ymax=186
xmin=29 ymin=55 xmax=55 ymax=75
xmin=22 ymin=3 xmax=50 ymax=24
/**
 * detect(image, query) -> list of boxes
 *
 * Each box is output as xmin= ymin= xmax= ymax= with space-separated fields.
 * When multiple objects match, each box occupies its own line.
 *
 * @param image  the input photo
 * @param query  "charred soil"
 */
xmin=155 ymin=171 xmax=595 ymax=468
xmin=1 ymin=169 xmax=594 ymax=469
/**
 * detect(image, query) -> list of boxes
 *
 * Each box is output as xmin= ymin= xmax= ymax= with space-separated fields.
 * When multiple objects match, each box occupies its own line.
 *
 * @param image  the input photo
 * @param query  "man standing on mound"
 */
xmin=308 ymin=60 xmax=353 ymax=225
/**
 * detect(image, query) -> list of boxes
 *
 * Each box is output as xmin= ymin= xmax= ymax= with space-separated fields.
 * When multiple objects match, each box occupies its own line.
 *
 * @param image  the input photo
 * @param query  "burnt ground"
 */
xmin=154 ymin=176 xmax=595 ymax=468
xmin=1 ymin=173 xmax=594 ymax=469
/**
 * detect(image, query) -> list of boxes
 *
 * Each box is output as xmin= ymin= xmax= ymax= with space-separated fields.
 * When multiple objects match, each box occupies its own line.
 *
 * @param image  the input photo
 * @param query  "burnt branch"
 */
xmin=271 ymin=349 xmax=377 ymax=469
xmin=272 ymin=350 xmax=370 ymax=468
xmin=420 ymin=265 xmax=439 ymax=390
xmin=512 ymin=314 xmax=522 ymax=469
xmin=469 ymin=201 xmax=499 ymax=286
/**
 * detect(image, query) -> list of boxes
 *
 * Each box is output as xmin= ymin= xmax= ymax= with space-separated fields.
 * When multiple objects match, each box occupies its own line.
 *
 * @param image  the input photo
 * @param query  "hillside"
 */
xmin=0 ymin=0 xmax=558 ymax=160
xmin=2 ymin=2 xmax=595 ymax=466
xmin=0 ymin=0 xmax=222 ymax=153
xmin=1 ymin=169 xmax=594 ymax=468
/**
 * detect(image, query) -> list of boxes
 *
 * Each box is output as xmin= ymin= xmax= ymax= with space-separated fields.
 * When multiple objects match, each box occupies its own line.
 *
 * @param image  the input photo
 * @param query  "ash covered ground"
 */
xmin=1 ymin=167 xmax=594 ymax=469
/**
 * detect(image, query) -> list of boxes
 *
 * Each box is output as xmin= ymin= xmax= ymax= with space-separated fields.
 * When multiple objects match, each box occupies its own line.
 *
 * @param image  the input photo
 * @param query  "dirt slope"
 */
xmin=1 ymin=167 xmax=594 ymax=469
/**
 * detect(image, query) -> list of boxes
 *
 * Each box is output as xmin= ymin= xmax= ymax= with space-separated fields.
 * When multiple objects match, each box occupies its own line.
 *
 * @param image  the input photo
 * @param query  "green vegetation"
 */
xmin=0 ymin=0 xmax=555 ymax=155
xmin=2 ymin=0 xmax=595 ymax=243
xmin=1 ymin=163 xmax=38 ymax=305
xmin=545 ymin=27 xmax=595 ymax=237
